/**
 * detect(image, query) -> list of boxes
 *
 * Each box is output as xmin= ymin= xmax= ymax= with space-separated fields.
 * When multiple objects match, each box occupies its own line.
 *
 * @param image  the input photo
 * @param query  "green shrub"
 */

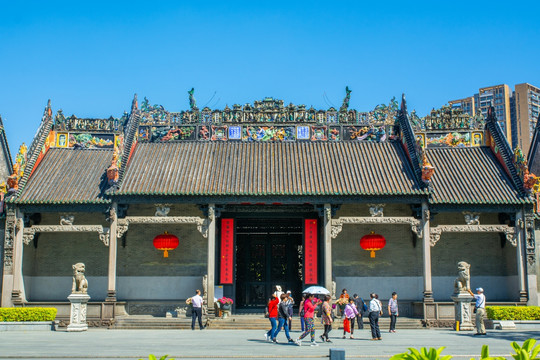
xmin=0 ymin=307 xmax=57 ymax=322
xmin=390 ymin=346 xmax=452 ymax=360
xmin=486 ymin=306 xmax=540 ymax=320
xmin=138 ymin=356 xmax=174 ymax=360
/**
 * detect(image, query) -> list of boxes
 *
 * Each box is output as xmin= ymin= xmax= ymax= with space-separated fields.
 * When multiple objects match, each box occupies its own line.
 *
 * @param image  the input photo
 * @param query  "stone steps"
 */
xmin=111 ymin=315 xmax=424 ymax=330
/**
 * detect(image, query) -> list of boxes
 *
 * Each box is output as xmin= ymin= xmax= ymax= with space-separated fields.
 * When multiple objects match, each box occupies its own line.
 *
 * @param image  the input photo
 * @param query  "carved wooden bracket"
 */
xmin=330 ymin=216 xmax=422 ymax=239
xmin=116 ymin=216 xmax=208 ymax=238
xmin=429 ymin=224 xmax=516 ymax=247
xmin=23 ymin=225 xmax=110 ymax=246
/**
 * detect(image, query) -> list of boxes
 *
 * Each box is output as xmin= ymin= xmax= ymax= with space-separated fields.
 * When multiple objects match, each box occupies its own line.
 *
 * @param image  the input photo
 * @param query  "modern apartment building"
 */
xmin=513 ymin=83 xmax=540 ymax=152
xmin=477 ymin=85 xmax=513 ymax=146
xmin=448 ymin=96 xmax=475 ymax=115
xmin=449 ymin=84 xmax=518 ymax=149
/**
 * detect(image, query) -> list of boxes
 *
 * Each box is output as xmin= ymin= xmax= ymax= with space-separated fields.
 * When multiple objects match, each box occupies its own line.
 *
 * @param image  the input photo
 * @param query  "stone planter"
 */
xmin=487 ymin=319 xmax=540 ymax=330
xmin=221 ymin=303 xmax=232 ymax=318
xmin=0 ymin=321 xmax=57 ymax=331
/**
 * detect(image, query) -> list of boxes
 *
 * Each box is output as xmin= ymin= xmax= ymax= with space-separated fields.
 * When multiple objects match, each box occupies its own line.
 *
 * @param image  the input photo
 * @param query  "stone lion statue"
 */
xmin=72 ymin=263 xmax=88 ymax=294
xmin=454 ymin=261 xmax=470 ymax=294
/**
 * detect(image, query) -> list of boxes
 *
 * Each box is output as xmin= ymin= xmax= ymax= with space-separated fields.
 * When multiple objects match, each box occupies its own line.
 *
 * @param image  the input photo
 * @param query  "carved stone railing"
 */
xmin=23 ymin=225 xmax=110 ymax=246
xmin=429 ymin=225 xmax=516 ymax=247
xmin=330 ymin=216 xmax=422 ymax=239
xmin=116 ymin=216 xmax=208 ymax=239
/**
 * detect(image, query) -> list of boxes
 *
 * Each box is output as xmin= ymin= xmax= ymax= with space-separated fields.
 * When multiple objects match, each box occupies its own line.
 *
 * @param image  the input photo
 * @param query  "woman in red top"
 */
xmin=295 ymin=293 xmax=322 ymax=346
xmin=265 ymin=294 xmax=279 ymax=341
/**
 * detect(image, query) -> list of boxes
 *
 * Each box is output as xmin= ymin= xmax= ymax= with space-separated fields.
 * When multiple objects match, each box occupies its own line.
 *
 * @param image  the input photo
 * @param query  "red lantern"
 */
xmin=360 ymin=231 xmax=386 ymax=258
xmin=153 ymin=231 xmax=179 ymax=258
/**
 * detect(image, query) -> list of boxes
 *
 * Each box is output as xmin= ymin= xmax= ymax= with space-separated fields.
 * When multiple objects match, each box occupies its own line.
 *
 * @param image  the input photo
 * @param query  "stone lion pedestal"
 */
xmin=452 ymin=293 xmax=474 ymax=331
xmin=67 ymin=293 xmax=91 ymax=332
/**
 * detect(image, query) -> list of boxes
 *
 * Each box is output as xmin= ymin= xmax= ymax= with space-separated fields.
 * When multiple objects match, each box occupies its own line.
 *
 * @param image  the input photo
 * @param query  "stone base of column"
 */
xmin=102 ymin=301 xmax=116 ymax=320
xmin=423 ymin=291 xmax=434 ymax=303
xmin=105 ymin=290 xmax=117 ymax=302
xmin=67 ymin=293 xmax=91 ymax=332
xmin=11 ymin=290 xmax=23 ymax=306
xmin=519 ymin=291 xmax=528 ymax=303
xmin=452 ymin=293 xmax=474 ymax=331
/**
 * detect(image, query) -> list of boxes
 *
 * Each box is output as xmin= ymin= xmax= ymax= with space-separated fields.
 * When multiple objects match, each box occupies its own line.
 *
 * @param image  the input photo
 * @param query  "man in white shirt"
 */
xmin=191 ymin=289 xmax=204 ymax=330
xmin=368 ymin=293 xmax=382 ymax=340
xmin=468 ymin=287 xmax=486 ymax=335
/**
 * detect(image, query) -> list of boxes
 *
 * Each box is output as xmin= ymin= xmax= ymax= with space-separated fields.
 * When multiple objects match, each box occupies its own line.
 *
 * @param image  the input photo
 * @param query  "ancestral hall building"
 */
xmin=1 ymin=90 xmax=539 ymax=323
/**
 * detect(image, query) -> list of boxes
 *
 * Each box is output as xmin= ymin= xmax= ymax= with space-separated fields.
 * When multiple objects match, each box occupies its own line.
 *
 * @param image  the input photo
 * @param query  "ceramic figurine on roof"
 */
xmin=421 ymin=153 xmax=435 ymax=184
xmin=188 ymin=88 xmax=198 ymax=110
xmin=513 ymin=146 xmax=539 ymax=192
xmin=7 ymin=143 xmax=27 ymax=193
xmin=422 ymin=105 xmax=474 ymax=131
xmin=339 ymin=86 xmax=352 ymax=112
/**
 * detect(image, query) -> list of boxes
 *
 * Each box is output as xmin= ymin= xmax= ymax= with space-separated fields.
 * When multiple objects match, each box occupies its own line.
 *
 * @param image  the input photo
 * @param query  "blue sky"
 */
xmin=1 ymin=1 xmax=539 ymax=151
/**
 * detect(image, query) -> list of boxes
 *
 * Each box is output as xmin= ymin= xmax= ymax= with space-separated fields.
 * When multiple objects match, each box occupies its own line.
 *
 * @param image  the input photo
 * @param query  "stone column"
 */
xmin=206 ymin=204 xmax=216 ymax=318
xmin=422 ymin=201 xmax=433 ymax=302
xmin=323 ymin=204 xmax=332 ymax=293
xmin=106 ymin=203 xmax=118 ymax=302
xmin=1 ymin=208 xmax=16 ymax=307
xmin=11 ymin=209 xmax=26 ymax=305
xmin=516 ymin=210 xmax=528 ymax=302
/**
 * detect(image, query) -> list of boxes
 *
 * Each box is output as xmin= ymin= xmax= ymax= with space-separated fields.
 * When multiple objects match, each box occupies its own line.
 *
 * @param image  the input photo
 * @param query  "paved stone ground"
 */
xmin=0 ymin=328 xmax=538 ymax=360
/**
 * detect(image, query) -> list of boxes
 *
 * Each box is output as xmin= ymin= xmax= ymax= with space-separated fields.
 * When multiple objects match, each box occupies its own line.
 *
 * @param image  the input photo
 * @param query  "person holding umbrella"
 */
xmin=295 ymin=293 xmax=322 ymax=346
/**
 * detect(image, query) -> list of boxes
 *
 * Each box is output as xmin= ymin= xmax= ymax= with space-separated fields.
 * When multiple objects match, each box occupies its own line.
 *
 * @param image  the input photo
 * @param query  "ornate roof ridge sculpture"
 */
xmin=414 ymin=104 xmax=486 ymax=150
xmin=53 ymin=109 xmax=128 ymax=133
xmin=138 ymin=88 xmax=399 ymax=126
xmin=394 ymin=94 xmax=432 ymax=190
xmin=107 ymin=94 xmax=140 ymax=193
xmin=483 ymin=104 xmax=528 ymax=198
xmin=8 ymin=100 xmax=55 ymax=199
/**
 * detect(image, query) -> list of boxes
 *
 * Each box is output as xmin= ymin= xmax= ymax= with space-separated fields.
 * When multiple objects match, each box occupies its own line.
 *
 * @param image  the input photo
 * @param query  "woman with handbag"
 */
xmin=342 ymin=298 xmax=359 ymax=339
xmin=368 ymin=293 xmax=382 ymax=340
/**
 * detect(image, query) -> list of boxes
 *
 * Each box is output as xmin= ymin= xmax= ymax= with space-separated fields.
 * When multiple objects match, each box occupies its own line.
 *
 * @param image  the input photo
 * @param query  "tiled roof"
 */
xmin=426 ymin=147 xmax=526 ymax=204
xmin=117 ymin=141 xmax=425 ymax=196
xmin=16 ymin=148 xmax=112 ymax=204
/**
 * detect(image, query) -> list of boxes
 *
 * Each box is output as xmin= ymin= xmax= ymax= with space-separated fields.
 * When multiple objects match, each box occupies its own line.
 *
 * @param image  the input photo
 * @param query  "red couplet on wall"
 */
xmin=220 ymin=218 xmax=234 ymax=284
xmin=304 ymin=219 xmax=318 ymax=285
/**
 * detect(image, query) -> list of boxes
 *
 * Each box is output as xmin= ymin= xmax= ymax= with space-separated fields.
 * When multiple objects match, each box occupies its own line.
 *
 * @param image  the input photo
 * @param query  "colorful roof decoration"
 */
xmin=2 ymin=89 xmax=532 ymax=206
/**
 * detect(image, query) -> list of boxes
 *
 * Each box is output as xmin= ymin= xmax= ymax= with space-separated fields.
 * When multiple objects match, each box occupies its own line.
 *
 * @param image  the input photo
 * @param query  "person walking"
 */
xmin=469 ymin=287 xmax=487 ymax=335
xmin=342 ymin=297 xmax=359 ymax=339
xmin=319 ymin=295 xmax=333 ymax=343
xmin=388 ymin=292 xmax=399 ymax=333
xmin=353 ymin=293 xmax=366 ymax=330
xmin=368 ymin=293 xmax=382 ymax=340
xmin=265 ymin=294 xmax=279 ymax=341
xmin=272 ymin=293 xmax=294 ymax=343
xmin=299 ymin=294 xmax=306 ymax=332
xmin=191 ymin=289 xmax=205 ymax=330
xmin=295 ymin=293 xmax=321 ymax=346
xmin=286 ymin=290 xmax=294 ymax=330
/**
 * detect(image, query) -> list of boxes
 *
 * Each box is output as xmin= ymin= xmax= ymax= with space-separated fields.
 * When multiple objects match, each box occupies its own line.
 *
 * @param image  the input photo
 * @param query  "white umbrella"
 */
xmin=303 ymin=286 xmax=330 ymax=295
